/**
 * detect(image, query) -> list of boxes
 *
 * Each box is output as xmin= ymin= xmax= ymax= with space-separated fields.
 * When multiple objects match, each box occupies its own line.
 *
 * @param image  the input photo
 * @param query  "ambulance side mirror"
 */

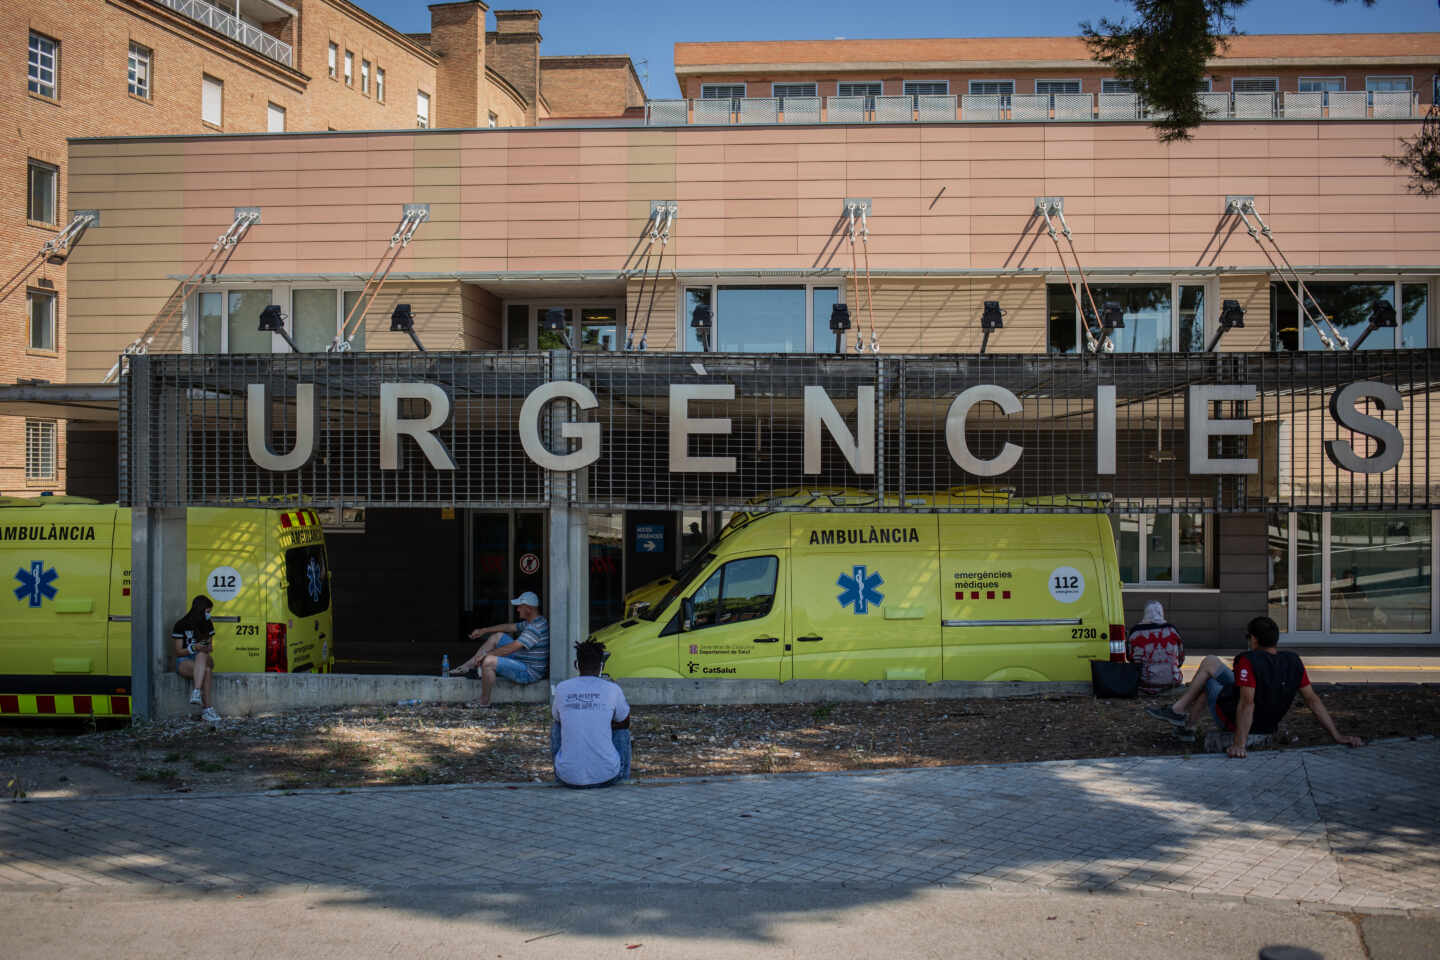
xmin=681 ymin=597 xmax=695 ymax=632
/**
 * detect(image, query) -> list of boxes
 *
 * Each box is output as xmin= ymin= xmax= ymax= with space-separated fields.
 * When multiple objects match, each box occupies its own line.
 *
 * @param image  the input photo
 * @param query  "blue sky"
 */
xmin=361 ymin=0 xmax=1440 ymax=98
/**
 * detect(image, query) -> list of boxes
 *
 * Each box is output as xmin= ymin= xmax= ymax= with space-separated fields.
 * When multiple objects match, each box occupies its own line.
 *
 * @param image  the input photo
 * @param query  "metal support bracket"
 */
xmin=73 ymin=209 xmax=100 ymax=227
xmin=403 ymin=203 xmax=430 ymax=222
xmin=1224 ymin=195 xmax=1253 ymax=215
xmin=1034 ymin=197 xmax=1063 ymax=215
xmin=234 ymin=206 xmax=261 ymax=225
xmin=843 ymin=198 xmax=872 ymax=216
xmin=650 ymin=200 xmax=678 ymax=219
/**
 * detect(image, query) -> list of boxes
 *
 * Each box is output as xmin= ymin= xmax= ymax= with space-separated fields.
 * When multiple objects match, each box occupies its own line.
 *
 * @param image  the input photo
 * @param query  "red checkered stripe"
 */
xmin=278 ymin=510 xmax=318 ymax=529
xmin=955 ymin=589 xmax=1012 ymax=600
xmin=0 ymin=694 xmax=131 ymax=717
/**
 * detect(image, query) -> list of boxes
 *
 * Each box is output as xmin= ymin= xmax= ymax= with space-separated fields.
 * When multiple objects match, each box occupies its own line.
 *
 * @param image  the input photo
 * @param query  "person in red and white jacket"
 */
xmin=1127 ymin=601 xmax=1185 ymax=696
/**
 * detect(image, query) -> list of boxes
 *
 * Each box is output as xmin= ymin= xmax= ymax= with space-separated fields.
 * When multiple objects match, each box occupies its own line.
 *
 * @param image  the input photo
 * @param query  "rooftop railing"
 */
xmin=645 ymin=91 xmax=1423 ymax=126
xmin=153 ymin=0 xmax=293 ymax=68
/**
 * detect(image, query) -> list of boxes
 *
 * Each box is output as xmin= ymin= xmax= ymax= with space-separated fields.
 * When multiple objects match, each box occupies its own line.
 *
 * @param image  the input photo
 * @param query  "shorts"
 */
xmin=1206 ymin=663 xmax=1236 ymax=730
xmin=176 ymin=654 xmax=195 ymax=670
xmin=492 ymin=656 xmax=543 ymax=684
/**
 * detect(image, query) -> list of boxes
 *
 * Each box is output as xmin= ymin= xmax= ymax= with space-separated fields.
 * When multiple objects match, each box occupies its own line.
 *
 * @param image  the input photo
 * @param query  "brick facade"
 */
xmin=542 ymin=55 xmax=644 ymax=118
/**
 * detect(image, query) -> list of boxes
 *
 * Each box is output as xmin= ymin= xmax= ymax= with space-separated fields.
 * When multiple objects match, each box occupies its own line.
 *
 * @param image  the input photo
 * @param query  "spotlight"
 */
xmin=690 ymin=302 xmax=713 ymax=352
xmin=979 ymin=301 xmax=1005 ymax=354
xmin=1207 ymin=299 xmax=1246 ymax=351
xmin=257 ymin=304 xmax=299 ymax=353
xmin=390 ymin=303 xmax=426 ymax=352
xmin=1351 ymin=299 xmax=1397 ymax=350
xmin=828 ymin=302 xmax=851 ymax=353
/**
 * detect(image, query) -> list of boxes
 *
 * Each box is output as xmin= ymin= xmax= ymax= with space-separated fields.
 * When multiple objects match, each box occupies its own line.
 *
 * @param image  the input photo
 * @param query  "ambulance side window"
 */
xmin=689 ymin=556 xmax=778 ymax=631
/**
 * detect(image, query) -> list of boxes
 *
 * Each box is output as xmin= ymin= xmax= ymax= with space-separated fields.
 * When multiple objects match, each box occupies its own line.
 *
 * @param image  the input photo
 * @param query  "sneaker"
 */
xmin=1146 ymin=705 xmax=1189 ymax=727
xmin=189 ymin=688 xmax=203 ymax=706
xmin=201 ymin=707 xmax=221 ymax=723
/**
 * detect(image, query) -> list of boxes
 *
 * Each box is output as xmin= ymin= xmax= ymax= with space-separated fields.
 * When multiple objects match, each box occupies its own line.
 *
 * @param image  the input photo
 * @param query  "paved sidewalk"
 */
xmin=1 ymin=740 xmax=1436 ymax=914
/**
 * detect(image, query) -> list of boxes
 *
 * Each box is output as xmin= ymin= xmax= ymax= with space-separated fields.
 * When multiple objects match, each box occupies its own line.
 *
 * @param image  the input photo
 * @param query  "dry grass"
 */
xmin=1 ymin=686 xmax=1436 ymax=796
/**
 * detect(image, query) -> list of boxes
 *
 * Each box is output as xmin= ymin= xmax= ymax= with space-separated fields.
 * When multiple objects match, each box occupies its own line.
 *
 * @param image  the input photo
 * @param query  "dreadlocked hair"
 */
xmin=575 ymin=639 xmax=607 ymax=672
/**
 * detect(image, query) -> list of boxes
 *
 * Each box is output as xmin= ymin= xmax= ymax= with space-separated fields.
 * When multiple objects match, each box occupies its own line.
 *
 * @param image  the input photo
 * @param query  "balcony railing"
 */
xmin=153 ymin=0 xmax=293 ymax=68
xmin=645 ymin=91 xmax=1423 ymax=126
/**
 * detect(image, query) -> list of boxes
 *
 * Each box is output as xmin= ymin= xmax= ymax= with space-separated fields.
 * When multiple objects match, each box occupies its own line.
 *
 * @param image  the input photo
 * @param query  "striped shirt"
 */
xmin=511 ymin=615 xmax=550 ymax=679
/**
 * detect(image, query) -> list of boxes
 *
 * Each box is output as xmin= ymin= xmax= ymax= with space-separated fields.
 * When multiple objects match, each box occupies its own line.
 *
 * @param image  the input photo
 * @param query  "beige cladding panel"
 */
xmin=64 ymin=121 xmax=1440 ymax=375
xmin=1218 ymin=274 xmax=1274 ymax=352
xmin=626 ymin=277 xmax=678 ymax=351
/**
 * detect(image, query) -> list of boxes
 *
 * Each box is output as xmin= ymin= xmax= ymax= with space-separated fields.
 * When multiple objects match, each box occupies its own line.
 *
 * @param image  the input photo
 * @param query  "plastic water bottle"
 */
xmin=441 ymin=653 xmax=450 ymax=677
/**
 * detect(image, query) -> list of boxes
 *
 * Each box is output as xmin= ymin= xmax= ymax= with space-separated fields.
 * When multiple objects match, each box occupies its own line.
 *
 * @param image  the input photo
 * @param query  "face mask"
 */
xmin=204 ymin=610 xmax=212 ymax=621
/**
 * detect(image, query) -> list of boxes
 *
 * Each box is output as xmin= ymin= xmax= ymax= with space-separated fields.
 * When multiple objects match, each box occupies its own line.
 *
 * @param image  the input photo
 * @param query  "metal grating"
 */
xmin=123 ymin=351 xmax=1438 ymax=514
xmin=780 ymin=96 xmax=821 ymax=123
xmin=739 ymin=97 xmax=778 ymax=124
xmin=916 ymin=95 xmax=957 ymax=123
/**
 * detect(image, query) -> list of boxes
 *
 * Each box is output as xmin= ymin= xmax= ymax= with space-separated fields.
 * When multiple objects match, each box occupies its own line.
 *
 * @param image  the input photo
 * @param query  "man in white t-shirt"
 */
xmin=550 ymin=640 xmax=631 ymax=788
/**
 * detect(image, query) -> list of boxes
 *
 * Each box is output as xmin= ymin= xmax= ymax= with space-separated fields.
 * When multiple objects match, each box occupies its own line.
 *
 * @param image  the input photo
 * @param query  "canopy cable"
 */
xmin=332 ymin=207 xmax=427 ymax=352
xmin=1230 ymin=199 xmax=1343 ymax=349
xmin=847 ymin=203 xmax=863 ymax=353
xmin=638 ymin=204 xmax=673 ymax=351
xmin=859 ymin=204 xmax=878 ymax=352
xmin=1039 ymin=203 xmax=1099 ymax=353
xmin=105 ymin=209 xmax=258 ymax=383
xmin=1055 ymin=206 xmax=1111 ymax=353
xmin=0 ymin=213 xmax=96 ymax=305
xmin=625 ymin=210 xmax=660 ymax=351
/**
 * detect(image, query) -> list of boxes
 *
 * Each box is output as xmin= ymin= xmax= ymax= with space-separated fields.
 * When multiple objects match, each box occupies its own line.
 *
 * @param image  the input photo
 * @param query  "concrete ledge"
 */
xmin=158 ymin=672 xmax=548 ymax=718
xmin=160 ymin=673 xmax=1091 ymax=718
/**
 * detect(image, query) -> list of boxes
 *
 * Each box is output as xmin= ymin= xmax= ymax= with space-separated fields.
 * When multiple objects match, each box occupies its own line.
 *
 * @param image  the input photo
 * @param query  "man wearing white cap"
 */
xmin=451 ymin=591 xmax=549 ymax=707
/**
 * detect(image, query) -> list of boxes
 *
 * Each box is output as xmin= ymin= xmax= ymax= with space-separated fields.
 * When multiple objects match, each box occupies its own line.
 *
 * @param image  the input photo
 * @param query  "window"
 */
xmin=1271 ymin=512 xmax=1432 ymax=635
xmin=375 ymin=67 xmax=385 ymax=102
xmin=267 ymin=103 xmax=285 ymax=132
xmin=1270 ymin=280 xmax=1426 ymax=351
xmin=1047 ymin=283 xmax=1173 ymax=353
xmin=344 ymin=50 xmax=353 ymax=86
xmin=1177 ymin=285 xmax=1206 ymax=353
xmin=1110 ymin=514 xmax=1207 ymax=586
xmin=1366 ymin=76 xmax=1412 ymax=92
xmin=197 ymin=288 xmax=364 ymax=353
xmin=28 ymin=32 xmax=57 ymax=98
xmin=1298 ymin=76 xmax=1344 ymax=92
xmin=579 ymin=308 xmax=620 ymax=351
xmin=504 ymin=302 xmax=623 ymax=350
xmin=202 ymin=74 xmax=223 ymax=126
xmin=689 ymin=556 xmax=779 ymax=629
xmin=837 ymin=81 xmax=882 ymax=110
xmin=488 ymin=111 xmax=498 ymax=128
xmin=328 ymin=42 xmax=338 ymax=80
xmin=128 ymin=43 xmax=151 ymax=99
xmin=968 ymin=80 xmax=1014 ymax=96
xmin=812 ymin=287 xmax=842 ymax=353
xmin=28 ymin=289 xmax=56 ymax=351
xmin=1035 ymin=79 xmax=1082 ymax=95
xmin=24 ymin=420 xmax=56 ymax=482
xmin=27 ymin=159 xmax=57 ymax=225
xmin=1101 ymin=78 xmax=1135 ymax=94
xmin=416 ymin=90 xmax=430 ymax=128
xmin=904 ymin=81 xmax=949 ymax=96
xmin=683 ymin=284 xmax=839 ymax=352
xmin=701 ymin=83 xmax=746 ymax=99
xmin=1232 ymin=77 xmax=1279 ymax=93
xmin=361 ymin=59 xmax=370 ymax=95
xmin=772 ymin=83 xmax=817 ymax=99
xmin=285 ymin=544 xmax=331 ymax=617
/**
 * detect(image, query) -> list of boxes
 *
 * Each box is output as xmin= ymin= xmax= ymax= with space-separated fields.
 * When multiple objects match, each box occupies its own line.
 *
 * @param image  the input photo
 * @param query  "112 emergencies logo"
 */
xmin=13 ymin=560 xmax=58 ymax=608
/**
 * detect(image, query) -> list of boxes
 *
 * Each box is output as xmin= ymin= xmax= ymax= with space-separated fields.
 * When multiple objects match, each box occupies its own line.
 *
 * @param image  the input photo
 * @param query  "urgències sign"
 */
xmin=245 ymin=378 xmax=1405 ymax=479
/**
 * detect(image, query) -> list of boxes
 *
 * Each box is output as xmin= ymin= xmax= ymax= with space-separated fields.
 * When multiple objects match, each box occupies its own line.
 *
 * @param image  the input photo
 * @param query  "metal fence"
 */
xmin=644 ymin=91 xmax=1424 ymax=126
xmin=123 ymin=351 xmax=1438 ymax=514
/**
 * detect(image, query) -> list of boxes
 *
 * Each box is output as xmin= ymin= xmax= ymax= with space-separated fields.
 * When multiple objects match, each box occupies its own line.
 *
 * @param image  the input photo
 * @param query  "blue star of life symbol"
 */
xmin=306 ymin=557 xmax=325 ymax=603
xmin=836 ymin=564 xmax=884 ymax=615
xmin=14 ymin=560 xmax=58 ymax=608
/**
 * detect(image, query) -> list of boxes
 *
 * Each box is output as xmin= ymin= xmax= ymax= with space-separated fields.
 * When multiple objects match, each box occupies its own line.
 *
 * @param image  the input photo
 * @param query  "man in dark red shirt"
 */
xmin=1147 ymin=615 xmax=1363 ymax=758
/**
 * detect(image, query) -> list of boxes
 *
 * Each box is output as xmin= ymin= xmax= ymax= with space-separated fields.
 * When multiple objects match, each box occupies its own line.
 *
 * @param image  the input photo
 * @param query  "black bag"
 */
xmin=1090 ymin=660 xmax=1141 ymax=698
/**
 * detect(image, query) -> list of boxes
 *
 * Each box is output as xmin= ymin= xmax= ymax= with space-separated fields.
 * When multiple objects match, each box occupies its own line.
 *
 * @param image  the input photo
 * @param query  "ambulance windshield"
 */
xmin=639 ymin=511 xmax=765 ymax=621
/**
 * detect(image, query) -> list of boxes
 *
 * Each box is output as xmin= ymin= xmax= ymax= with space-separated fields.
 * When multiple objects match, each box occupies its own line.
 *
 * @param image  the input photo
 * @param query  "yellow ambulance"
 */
xmin=598 ymin=506 xmax=1125 ymax=683
xmin=1 ymin=498 xmax=334 ymax=718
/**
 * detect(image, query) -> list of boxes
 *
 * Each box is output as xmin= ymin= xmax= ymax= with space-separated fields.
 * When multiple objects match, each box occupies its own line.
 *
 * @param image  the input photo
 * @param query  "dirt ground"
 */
xmin=3 ymin=685 xmax=1437 ymax=800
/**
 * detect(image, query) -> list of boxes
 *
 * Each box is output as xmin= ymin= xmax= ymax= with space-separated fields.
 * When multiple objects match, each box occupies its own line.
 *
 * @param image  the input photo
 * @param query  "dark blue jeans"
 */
xmin=550 ymin=720 xmax=631 ymax=788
